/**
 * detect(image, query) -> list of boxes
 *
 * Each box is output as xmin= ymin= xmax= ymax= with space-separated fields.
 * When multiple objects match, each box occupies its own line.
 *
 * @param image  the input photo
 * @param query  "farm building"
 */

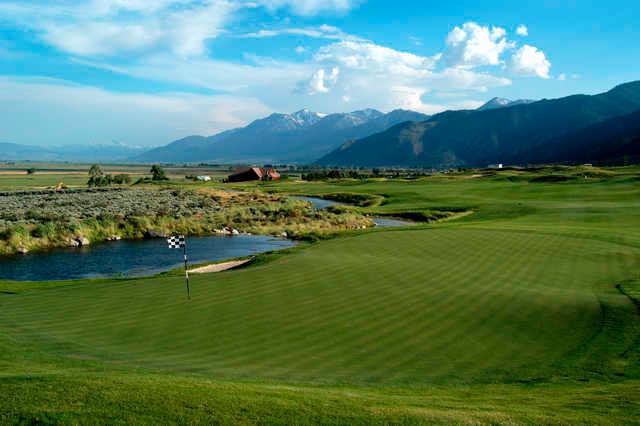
xmin=196 ymin=175 xmax=211 ymax=182
xmin=226 ymin=167 xmax=280 ymax=183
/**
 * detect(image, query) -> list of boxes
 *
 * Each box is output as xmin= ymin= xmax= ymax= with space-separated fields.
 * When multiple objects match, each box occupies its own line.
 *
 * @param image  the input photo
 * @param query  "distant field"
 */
xmin=0 ymin=162 xmax=233 ymax=189
xmin=1 ymin=165 xmax=640 ymax=423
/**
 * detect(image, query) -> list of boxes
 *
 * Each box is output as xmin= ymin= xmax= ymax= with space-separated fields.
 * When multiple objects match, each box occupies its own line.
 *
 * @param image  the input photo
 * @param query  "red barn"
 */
xmin=226 ymin=167 xmax=280 ymax=183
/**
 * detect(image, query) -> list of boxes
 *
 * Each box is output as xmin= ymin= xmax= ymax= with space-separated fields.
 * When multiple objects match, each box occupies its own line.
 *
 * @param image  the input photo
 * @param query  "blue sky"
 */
xmin=0 ymin=0 xmax=638 ymax=147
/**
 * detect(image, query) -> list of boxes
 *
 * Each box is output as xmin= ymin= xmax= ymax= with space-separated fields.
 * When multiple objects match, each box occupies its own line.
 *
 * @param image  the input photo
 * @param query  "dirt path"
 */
xmin=189 ymin=258 xmax=253 ymax=274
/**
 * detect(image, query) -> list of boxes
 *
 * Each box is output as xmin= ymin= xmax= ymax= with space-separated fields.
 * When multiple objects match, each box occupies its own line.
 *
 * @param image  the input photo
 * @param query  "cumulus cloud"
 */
xmin=307 ymin=67 xmax=340 ymax=94
xmin=510 ymin=44 xmax=551 ymax=78
xmin=314 ymin=41 xmax=439 ymax=75
xmin=444 ymin=22 xmax=514 ymax=68
xmin=300 ymin=40 xmax=510 ymax=113
xmin=516 ymin=24 xmax=528 ymax=36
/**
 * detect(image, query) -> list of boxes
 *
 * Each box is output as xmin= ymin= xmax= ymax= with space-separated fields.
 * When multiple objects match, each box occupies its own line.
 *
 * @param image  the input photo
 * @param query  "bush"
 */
xmin=151 ymin=165 xmax=169 ymax=181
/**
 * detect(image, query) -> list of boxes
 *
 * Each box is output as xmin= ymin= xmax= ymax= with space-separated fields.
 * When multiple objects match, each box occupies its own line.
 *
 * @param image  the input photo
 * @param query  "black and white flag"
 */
xmin=167 ymin=235 xmax=186 ymax=249
xmin=167 ymin=235 xmax=190 ymax=299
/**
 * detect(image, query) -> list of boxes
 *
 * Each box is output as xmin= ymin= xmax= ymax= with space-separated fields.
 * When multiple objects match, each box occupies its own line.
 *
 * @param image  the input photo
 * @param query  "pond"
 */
xmin=0 ymin=235 xmax=294 ymax=282
xmin=294 ymin=196 xmax=414 ymax=228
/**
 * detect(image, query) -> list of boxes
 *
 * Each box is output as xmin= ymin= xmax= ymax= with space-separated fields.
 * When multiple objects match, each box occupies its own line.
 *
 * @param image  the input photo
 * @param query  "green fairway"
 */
xmin=2 ymin=167 xmax=640 ymax=423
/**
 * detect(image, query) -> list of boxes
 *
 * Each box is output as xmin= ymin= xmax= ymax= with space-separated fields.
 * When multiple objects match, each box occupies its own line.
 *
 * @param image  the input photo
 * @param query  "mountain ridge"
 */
xmin=136 ymin=108 xmax=429 ymax=164
xmin=317 ymin=80 xmax=640 ymax=168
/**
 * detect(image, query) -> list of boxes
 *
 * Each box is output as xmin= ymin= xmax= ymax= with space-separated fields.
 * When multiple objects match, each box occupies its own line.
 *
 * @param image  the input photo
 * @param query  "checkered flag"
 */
xmin=167 ymin=235 xmax=185 ymax=249
xmin=167 ymin=235 xmax=190 ymax=299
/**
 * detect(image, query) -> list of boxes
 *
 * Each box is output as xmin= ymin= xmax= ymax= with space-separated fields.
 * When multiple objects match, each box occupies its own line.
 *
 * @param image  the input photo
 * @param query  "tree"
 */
xmin=150 ymin=164 xmax=168 ymax=181
xmin=113 ymin=174 xmax=131 ymax=185
xmin=89 ymin=164 xmax=103 ymax=179
xmin=87 ymin=164 xmax=104 ymax=187
xmin=26 ymin=168 xmax=36 ymax=175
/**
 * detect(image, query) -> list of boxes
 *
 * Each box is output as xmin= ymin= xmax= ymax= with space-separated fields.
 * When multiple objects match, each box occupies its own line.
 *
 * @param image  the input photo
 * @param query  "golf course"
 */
xmin=2 ymin=166 xmax=640 ymax=424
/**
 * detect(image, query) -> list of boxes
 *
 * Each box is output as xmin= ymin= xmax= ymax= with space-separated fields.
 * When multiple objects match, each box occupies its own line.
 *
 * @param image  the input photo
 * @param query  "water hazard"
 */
xmin=0 ymin=234 xmax=294 ymax=282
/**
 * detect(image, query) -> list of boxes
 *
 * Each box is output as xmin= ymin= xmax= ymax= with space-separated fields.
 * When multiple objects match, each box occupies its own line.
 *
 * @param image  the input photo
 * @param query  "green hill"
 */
xmin=317 ymin=81 xmax=640 ymax=167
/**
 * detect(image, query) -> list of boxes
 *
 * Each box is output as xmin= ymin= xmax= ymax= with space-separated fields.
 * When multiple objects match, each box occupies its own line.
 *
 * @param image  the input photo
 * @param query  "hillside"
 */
xmin=515 ymin=109 xmax=640 ymax=165
xmin=317 ymin=80 xmax=640 ymax=167
xmin=137 ymin=109 xmax=429 ymax=164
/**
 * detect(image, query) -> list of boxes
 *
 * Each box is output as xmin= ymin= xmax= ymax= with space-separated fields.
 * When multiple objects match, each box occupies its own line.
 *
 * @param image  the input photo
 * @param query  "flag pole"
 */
xmin=183 ymin=240 xmax=191 ymax=300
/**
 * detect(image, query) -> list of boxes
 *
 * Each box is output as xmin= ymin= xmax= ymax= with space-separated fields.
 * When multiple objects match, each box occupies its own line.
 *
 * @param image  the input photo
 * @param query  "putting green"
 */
xmin=3 ymin=227 xmax=638 ymax=385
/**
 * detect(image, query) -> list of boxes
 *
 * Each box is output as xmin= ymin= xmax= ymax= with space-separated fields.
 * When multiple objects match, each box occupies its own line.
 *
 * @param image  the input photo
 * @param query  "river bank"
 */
xmin=0 ymin=187 xmax=372 ymax=256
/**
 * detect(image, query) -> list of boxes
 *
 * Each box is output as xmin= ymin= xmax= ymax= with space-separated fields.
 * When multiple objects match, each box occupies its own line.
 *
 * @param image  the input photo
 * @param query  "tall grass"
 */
xmin=0 ymin=188 xmax=371 ymax=255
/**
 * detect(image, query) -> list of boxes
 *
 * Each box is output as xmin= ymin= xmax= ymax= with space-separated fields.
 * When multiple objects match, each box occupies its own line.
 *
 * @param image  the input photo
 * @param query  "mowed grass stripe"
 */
xmin=2 ymin=228 xmax=639 ymax=385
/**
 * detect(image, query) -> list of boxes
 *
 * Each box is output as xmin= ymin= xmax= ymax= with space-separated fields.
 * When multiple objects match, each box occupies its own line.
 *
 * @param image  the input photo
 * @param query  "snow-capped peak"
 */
xmin=290 ymin=109 xmax=324 ymax=126
xmin=478 ymin=97 xmax=536 ymax=111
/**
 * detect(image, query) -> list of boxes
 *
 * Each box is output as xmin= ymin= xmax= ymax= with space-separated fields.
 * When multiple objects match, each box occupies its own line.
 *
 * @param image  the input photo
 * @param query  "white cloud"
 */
xmin=0 ymin=1 xmax=237 ymax=57
xmin=558 ymin=73 xmax=566 ymax=81
xmin=307 ymin=67 xmax=340 ymax=94
xmin=0 ymin=0 xmax=360 ymax=58
xmin=510 ymin=44 xmax=551 ymax=78
xmin=516 ymin=24 xmax=528 ymax=36
xmin=300 ymin=40 xmax=510 ymax=113
xmin=0 ymin=9 xmax=555 ymax=145
xmin=0 ymin=76 xmax=270 ymax=146
xmin=431 ymin=68 xmax=511 ymax=92
xmin=314 ymin=41 xmax=439 ymax=75
xmin=444 ymin=22 xmax=514 ymax=68
xmin=240 ymin=24 xmax=364 ymax=42
xmin=252 ymin=0 xmax=361 ymax=16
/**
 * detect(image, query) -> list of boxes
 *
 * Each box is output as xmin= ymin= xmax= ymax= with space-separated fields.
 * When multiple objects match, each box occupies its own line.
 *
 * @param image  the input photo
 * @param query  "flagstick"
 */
xmin=183 ymin=242 xmax=191 ymax=300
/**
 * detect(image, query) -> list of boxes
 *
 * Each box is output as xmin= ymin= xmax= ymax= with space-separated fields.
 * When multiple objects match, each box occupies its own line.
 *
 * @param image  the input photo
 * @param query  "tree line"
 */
xmin=87 ymin=164 xmax=168 ymax=187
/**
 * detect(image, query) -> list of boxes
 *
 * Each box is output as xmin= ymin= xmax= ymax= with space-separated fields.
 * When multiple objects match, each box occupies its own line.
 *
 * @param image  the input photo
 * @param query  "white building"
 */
xmin=196 ymin=175 xmax=212 ymax=182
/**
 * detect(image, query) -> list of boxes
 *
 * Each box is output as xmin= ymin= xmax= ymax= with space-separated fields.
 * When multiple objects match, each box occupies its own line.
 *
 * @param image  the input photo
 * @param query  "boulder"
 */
xmin=16 ymin=246 xmax=29 ymax=254
xmin=280 ymin=231 xmax=288 ymax=238
xmin=64 ymin=238 xmax=80 ymax=247
xmin=77 ymin=237 xmax=90 ymax=246
xmin=146 ymin=228 xmax=167 ymax=238
xmin=232 ymin=229 xmax=240 ymax=235
xmin=107 ymin=235 xmax=121 ymax=241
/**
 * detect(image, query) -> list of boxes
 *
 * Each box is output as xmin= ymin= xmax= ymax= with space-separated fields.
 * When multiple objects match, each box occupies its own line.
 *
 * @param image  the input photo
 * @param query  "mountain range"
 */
xmin=317 ymin=81 xmax=640 ymax=168
xmin=137 ymin=109 xmax=430 ymax=164
xmin=0 ymin=142 xmax=146 ymax=163
xmin=3 ymin=82 xmax=639 ymax=168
